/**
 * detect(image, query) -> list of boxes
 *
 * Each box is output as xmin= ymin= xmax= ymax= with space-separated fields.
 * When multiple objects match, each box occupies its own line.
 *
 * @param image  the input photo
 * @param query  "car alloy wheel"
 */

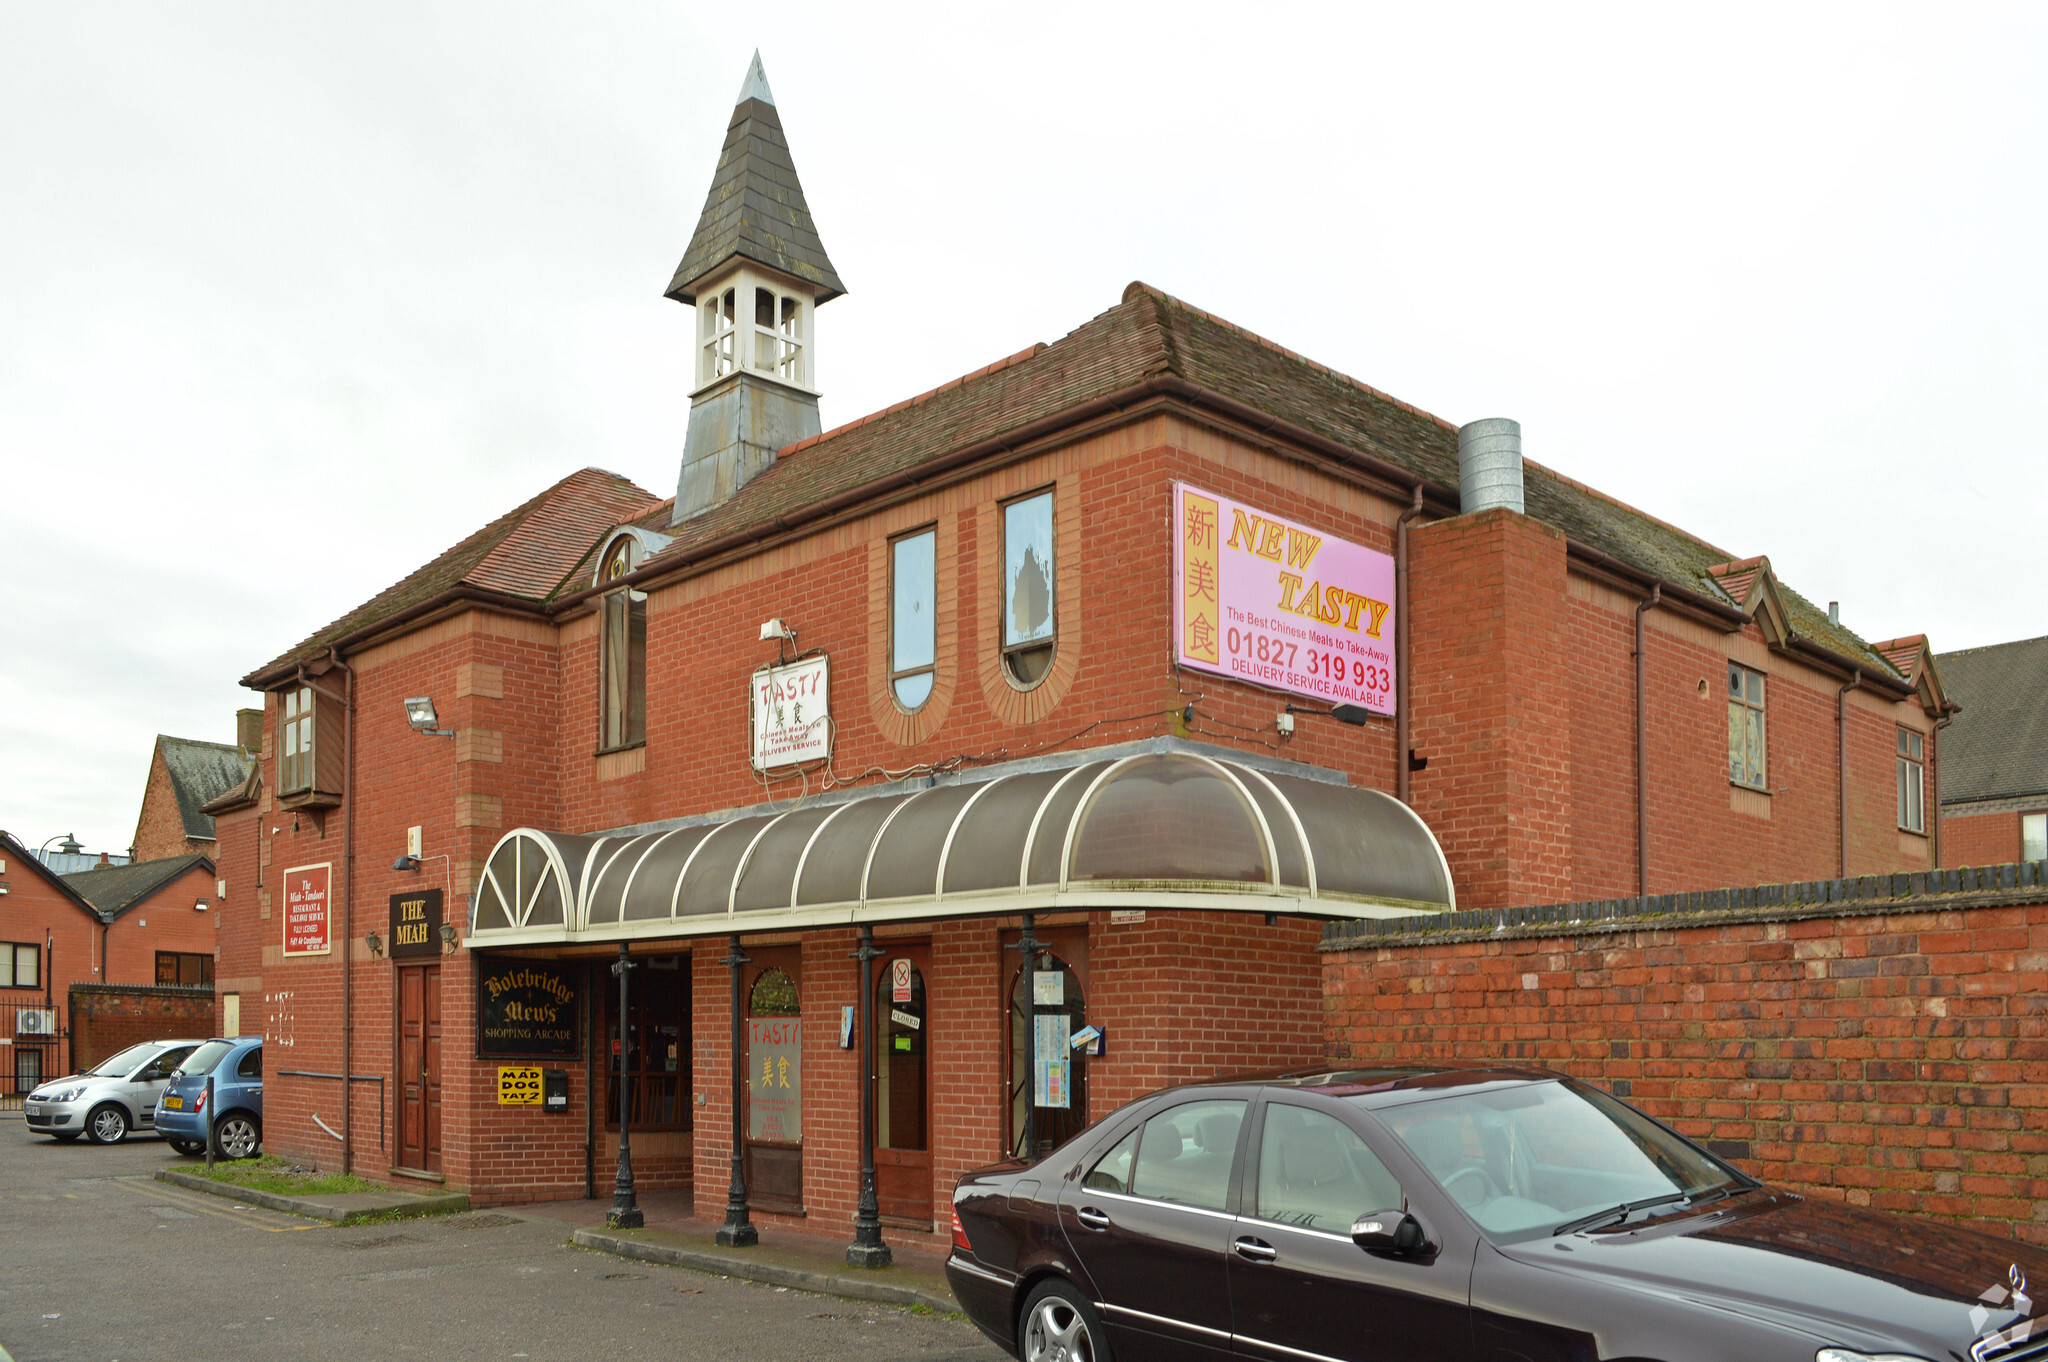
xmin=213 ymin=1115 xmax=260 ymax=1160
xmin=1021 ymin=1282 xmax=1109 ymax=1362
xmin=86 ymin=1104 xmax=129 ymax=1145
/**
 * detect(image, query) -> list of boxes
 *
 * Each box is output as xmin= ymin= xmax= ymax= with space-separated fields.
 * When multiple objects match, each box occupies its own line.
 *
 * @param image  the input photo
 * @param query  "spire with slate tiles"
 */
xmin=666 ymin=52 xmax=843 ymax=525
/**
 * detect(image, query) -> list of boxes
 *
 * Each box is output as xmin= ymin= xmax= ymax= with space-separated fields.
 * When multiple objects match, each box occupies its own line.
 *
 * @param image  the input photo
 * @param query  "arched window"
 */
xmin=1001 ymin=490 xmax=1056 ymax=687
xmin=599 ymin=537 xmax=646 ymax=751
xmin=890 ymin=528 xmax=936 ymax=710
xmin=1009 ymin=948 xmax=1087 ymax=1158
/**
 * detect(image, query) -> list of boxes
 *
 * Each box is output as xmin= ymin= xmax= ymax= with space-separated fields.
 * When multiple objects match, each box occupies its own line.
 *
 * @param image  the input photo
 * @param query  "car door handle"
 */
xmin=1076 ymin=1207 xmax=1111 ymax=1231
xmin=1233 ymin=1237 xmax=1278 ymax=1263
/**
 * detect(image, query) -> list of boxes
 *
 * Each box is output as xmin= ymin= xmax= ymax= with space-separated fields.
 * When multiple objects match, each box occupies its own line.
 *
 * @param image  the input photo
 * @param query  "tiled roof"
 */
xmin=1935 ymin=634 xmax=2048 ymax=803
xmin=157 ymin=737 xmax=251 ymax=840
xmin=246 ymin=282 xmax=1908 ymax=694
xmin=664 ymin=56 xmax=844 ymax=305
xmin=249 ymin=468 xmax=660 ymax=682
xmin=0 ymin=830 xmax=107 ymax=921
xmin=62 ymin=852 xmax=212 ymax=920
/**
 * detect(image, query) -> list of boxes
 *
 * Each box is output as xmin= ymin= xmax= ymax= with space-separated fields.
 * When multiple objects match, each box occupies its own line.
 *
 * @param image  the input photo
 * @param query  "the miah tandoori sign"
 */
xmin=281 ymin=862 xmax=332 ymax=957
xmin=1172 ymin=482 xmax=1396 ymax=715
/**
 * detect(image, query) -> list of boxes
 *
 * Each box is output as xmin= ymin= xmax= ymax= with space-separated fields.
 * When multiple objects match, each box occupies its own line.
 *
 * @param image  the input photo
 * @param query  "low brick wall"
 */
xmin=68 ymin=984 xmax=216 ymax=1072
xmin=1322 ymin=878 xmax=2048 ymax=1245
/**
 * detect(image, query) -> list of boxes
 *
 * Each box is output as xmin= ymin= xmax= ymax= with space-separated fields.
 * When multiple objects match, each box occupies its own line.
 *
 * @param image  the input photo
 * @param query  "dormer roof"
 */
xmin=664 ymin=52 xmax=845 ymax=306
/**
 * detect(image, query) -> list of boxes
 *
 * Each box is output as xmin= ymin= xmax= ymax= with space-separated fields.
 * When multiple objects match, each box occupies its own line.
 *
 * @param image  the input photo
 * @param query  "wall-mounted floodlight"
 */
xmin=392 ymin=855 xmax=422 ymax=872
xmin=1284 ymin=702 xmax=1374 ymax=727
xmin=403 ymin=696 xmax=455 ymax=739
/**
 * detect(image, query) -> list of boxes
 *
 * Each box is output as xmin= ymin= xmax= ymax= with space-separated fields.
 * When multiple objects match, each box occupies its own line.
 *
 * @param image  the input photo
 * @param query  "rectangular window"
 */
xmin=607 ymin=958 xmax=690 ymax=1131
xmin=752 ymin=287 xmax=804 ymax=384
xmin=279 ymin=686 xmax=315 ymax=794
xmin=2024 ymin=813 xmax=2047 ymax=864
xmin=891 ymin=528 xmax=937 ymax=710
xmin=154 ymin=952 xmax=214 ymax=988
xmin=0 ymin=943 xmax=38 ymax=989
xmin=1727 ymin=663 xmax=1767 ymax=790
xmin=1896 ymin=729 xmax=1925 ymax=833
xmin=600 ymin=587 xmax=648 ymax=750
xmin=1001 ymin=490 xmax=1056 ymax=687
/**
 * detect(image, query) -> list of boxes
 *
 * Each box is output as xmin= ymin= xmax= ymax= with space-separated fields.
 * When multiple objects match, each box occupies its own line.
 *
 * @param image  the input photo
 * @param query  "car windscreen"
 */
xmin=1364 ymin=1080 xmax=1745 ymax=1244
xmin=85 ymin=1042 xmax=162 ymax=1077
xmin=174 ymin=1041 xmax=236 ymax=1077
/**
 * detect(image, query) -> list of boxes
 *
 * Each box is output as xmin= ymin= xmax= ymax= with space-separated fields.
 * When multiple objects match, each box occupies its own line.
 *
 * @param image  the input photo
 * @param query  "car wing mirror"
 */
xmin=1351 ymin=1210 xmax=1428 ymax=1255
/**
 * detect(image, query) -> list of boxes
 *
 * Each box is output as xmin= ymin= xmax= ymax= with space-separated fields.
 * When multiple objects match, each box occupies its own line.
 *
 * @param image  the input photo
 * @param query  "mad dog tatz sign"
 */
xmin=476 ymin=959 xmax=579 ymax=1058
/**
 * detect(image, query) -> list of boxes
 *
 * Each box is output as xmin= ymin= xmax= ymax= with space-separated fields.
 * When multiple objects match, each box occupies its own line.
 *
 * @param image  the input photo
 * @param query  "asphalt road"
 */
xmin=0 ymin=1121 xmax=1006 ymax=1362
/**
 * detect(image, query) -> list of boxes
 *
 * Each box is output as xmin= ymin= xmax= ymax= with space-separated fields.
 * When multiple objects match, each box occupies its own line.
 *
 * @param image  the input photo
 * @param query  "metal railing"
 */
xmin=276 ymin=1070 xmax=386 ymax=1149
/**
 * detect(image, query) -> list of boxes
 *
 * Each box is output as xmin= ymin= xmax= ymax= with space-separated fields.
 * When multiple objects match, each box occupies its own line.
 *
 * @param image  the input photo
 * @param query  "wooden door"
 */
xmin=743 ymin=948 xmax=803 ymax=1210
xmin=874 ymin=944 xmax=932 ymax=1225
xmin=399 ymin=964 xmax=443 ymax=1172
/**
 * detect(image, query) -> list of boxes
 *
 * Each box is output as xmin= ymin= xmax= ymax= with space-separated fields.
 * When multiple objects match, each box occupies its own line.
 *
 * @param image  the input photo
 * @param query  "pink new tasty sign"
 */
xmin=1172 ymin=482 xmax=1397 ymax=714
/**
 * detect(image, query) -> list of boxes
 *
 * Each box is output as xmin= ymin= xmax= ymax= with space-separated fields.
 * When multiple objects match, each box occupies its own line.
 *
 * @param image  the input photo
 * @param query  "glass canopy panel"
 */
xmin=1266 ymin=773 xmax=1451 ymax=905
xmin=582 ymin=835 xmax=657 ymax=926
xmin=1024 ymin=762 xmax=1111 ymax=887
xmin=732 ymin=806 xmax=841 ymax=913
xmin=674 ymin=815 xmax=779 ymax=919
xmin=1068 ymin=755 xmax=1269 ymax=885
xmin=793 ymin=794 xmax=915 ymax=907
xmin=866 ymin=784 xmax=982 ymax=901
xmin=473 ymin=866 xmax=513 ymax=932
xmin=1231 ymin=766 xmax=1312 ymax=889
xmin=615 ymin=826 xmax=717 ymax=921
xmin=942 ymin=770 xmax=1068 ymax=895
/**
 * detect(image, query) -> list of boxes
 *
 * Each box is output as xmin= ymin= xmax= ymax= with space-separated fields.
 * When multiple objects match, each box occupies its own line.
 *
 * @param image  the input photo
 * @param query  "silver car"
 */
xmin=24 ymin=1039 xmax=205 ymax=1146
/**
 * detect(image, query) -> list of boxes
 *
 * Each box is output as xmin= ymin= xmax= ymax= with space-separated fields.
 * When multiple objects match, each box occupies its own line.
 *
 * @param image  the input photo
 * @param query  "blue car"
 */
xmin=155 ymin=1036 xmax=263 ymax=1159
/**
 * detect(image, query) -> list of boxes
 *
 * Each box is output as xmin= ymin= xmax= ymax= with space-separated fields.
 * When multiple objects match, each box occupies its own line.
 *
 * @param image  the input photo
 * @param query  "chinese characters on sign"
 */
xmin=281 ymin=863 xmax=332 ymax=957
xmin=747 ymin=1017 xmax=802 ymax=1141
xmin=1172 ymin=482 xmax=1397 ymax=715
xmin=750 ymin=654 xmax=831 ymax=770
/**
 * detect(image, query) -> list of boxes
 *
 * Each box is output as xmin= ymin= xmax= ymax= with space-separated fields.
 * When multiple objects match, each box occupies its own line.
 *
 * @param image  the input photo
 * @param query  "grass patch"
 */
xmin=188 ymin=1154 xmax=380 ymax=1197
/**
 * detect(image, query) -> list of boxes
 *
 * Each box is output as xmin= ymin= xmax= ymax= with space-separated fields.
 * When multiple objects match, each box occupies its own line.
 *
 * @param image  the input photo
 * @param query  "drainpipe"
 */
xmin=1837 ymin=670 xmax=1861 ymax=877
xmin=1931 ymin=710 xmax=1953 ymax=867
xmin=1633 ymin=585 xmax=1661 ymax=901
xmin=1395 ymin=484 xmax=1426 ymax=804
xmin=332 ymin=648 xmax=357 ymax=1176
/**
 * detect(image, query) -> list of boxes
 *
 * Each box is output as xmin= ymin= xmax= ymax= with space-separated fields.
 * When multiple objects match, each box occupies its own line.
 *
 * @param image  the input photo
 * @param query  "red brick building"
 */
xmin=208 ymin=57 xmax=1951 ymax=1254
xmin=130 ymin=726 xmax=257 ymax=862
xmin=1933 ymin=634 xmax=2047 ymax=868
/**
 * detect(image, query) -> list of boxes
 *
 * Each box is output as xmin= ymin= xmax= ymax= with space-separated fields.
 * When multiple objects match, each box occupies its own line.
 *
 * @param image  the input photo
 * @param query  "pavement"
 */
xmin=0 ymin=1126 xmax=1006 ymax=1362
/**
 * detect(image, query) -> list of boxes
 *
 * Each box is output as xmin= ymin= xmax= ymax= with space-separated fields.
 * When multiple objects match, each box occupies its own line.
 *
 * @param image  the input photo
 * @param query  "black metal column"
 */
xmin=1009 ymin=912 xmax=1044 ymax=1160
xmin=846 ymin=925 xmax=890 ymax=1267
xmin=716 ymin=935 xmax=757 ymax=1248
xmin=606 ymin=943 xmax=643 ymax=1229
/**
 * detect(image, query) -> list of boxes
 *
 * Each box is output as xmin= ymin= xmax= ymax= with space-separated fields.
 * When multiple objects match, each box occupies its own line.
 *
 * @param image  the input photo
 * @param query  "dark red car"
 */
xmin=945 ymin=1065 xmax=2047 ymax=1362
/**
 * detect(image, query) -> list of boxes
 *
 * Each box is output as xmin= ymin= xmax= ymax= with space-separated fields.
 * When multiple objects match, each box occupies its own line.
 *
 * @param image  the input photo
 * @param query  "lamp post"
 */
xmin=846 ymin=925 xmax=890 ymax=1267
xmin=715 ymin=935 xmax=756 ymax=1248
xmin=606 ymin=943 xmax=643 ymax=1229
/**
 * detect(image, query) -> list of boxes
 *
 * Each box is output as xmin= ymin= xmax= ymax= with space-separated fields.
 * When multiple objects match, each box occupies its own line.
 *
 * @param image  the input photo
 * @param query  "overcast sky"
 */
xmin=3 ymin=3 xmax=2043 ymax=855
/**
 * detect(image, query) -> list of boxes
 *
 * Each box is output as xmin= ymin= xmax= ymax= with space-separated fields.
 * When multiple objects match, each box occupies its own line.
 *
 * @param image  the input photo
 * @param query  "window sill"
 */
xmin=1897 ymin=826 xmax=1928 ymax=839
xmin=593 ymin=741 xmax=647 ymax=759
xmin=1727 ymin=780 xmax=1770 ymax=796
xmin=277 ymin=789 xmax=341 ymax=812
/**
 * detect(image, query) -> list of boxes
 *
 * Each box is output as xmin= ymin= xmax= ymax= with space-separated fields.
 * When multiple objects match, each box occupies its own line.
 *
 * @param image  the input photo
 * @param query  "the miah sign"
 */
xmin=1171 ymin=482 xmax=1396 ymax=714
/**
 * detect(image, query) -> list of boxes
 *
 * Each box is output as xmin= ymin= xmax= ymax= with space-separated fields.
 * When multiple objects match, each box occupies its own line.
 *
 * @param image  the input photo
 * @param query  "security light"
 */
xmin=393 ymin=855 xmax=421 ymax=872
xmin=758 ymin=618 xmax=795 ymax=642
xmin=403 ymin=696 xmax=455 ymax=738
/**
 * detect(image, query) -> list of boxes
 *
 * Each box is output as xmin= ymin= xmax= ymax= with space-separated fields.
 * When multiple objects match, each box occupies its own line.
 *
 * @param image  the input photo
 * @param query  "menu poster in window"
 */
xmin=1033 ymin=1014 xmax=1071 ymax=1109
xmin=281 ymin=863 xmax=332 ymax=957
xmin=1172 ymin=481 xmax=1396 ymax=715
xmin=1032 ymin=971 xmax=1063 ymax=1006
xmin=748 ymin=1017 xmax=802 ymax=1141
xmin=476 ymin=958 xmax=580 ymax=1058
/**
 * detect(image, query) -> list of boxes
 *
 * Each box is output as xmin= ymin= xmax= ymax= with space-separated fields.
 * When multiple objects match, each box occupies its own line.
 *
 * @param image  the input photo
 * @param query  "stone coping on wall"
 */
xmin=1320 ymin=860 xmax=2048 ymax=951
xmin=68 ymin=983 xmax=216 ymax=999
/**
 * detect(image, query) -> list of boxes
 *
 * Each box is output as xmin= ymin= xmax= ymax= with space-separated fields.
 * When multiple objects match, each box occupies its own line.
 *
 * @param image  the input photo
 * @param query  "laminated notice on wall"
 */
xmin=1033 ymin=1014 xmax=1071 ymax=1109
xmin=1033 ymin=971 xmax=1063 ymax=1006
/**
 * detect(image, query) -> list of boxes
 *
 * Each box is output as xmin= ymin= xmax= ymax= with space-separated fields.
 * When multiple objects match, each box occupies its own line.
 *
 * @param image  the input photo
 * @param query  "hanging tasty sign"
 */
xmin=476 ymin=958 xmax=579 ymax=1058
xmin=750 ymin=655 xmax=831 ymax=770
xmin=747 ymin=1017 xmax=802 ymax=1141
xmin=1172 ymin=482 xmax=1396 ymax=715
xmin=281 ymin=863 xmax=332 ymax=957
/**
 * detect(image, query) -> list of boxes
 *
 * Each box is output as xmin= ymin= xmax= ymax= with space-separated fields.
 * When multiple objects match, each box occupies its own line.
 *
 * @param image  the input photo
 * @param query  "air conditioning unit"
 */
xmin=16 ymin=1008 xmax=56 ymax=1036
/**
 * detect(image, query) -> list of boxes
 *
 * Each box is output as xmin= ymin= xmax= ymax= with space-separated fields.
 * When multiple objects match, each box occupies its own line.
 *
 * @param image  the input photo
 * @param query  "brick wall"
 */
xmin=1322 ymin=879 xmax=2048 ymax=1244
xmin=67 ymin=984 xmax=216 ymax=1071
xmin=1945 ymin=806 xmax=2031 ymax=868
xmin=102 ymin=863 xmax=220 ymax=987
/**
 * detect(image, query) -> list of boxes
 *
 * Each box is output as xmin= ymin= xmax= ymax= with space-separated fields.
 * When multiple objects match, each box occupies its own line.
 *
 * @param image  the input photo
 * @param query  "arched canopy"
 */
xmin=469 ymin=753 xmax=1453 ymax=946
